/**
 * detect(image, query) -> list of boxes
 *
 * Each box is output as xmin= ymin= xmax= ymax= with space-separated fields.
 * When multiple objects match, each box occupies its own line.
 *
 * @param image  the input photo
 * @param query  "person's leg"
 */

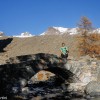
xmin=61 ymin=54 xmax=67 ymax=63
xmin=66 ymin=53 xmax=68 ymax=59
xmin=61 ymin=53 xmax=64 ymax=58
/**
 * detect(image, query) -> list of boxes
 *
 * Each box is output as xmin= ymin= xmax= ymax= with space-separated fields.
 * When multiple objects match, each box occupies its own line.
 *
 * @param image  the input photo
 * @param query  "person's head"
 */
xmin=62 ymin=43 xmax=65 ymax=47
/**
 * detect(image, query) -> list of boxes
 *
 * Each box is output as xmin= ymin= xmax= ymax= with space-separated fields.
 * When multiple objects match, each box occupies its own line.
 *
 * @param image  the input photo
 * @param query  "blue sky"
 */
xmin=0 ymin=0 xmax=100 ymax=36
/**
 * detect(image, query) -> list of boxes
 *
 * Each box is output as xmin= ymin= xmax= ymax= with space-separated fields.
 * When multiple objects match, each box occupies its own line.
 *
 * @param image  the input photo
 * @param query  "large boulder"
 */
xmin=29 ymin=70 xmax=55 ymax=83
xmin=85 ymin=81 xmax=100 ymax=96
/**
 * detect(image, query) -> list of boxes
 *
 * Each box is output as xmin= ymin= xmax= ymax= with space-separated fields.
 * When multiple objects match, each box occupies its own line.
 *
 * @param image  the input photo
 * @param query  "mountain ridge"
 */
xmin=1 ymin=27 xmax=100 ymax=37
xmin=40 ymin=27 xmax=100 ymax=36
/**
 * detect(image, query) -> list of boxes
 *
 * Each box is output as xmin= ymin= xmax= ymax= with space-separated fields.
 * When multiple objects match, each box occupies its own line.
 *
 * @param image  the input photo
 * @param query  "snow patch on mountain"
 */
xmin=40 ymin=32 xmax=45 ymax=36
xmin=93 ymin=28 xmax=100 ymax=33
xmin=53 ymin=27 xmax=68 ymax=33
xmin=53 ymin=27 xmax=78 ymax=35
xmin=68 ymin=28 xmax=78 ymax=35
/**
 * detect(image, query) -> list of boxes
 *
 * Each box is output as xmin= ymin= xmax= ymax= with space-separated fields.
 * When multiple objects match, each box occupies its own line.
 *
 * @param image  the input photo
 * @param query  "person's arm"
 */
xmin=66 ymin=47 xmax=69 ymax=53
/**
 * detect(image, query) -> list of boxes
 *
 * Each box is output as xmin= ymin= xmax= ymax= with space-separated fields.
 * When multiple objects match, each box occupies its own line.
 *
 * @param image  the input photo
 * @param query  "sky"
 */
xmin=0 ymin=0 xmax=100 ymax=36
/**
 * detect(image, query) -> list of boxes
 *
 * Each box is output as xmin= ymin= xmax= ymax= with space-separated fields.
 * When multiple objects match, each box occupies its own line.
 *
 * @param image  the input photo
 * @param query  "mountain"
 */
xmin=40 ymin=27 xmax=61 ymax=35
xmin=0 ymin=31 xmax=5 ymax=37
xmin=1 ymin=27 xmax=100 ymax=37
xmin=13 ymin=32 xmax=34 ymax=38
xmin=40 ymin=27 xmax=78 ymax=35
xmin=40 ymin=27 xmax=100 ymax=35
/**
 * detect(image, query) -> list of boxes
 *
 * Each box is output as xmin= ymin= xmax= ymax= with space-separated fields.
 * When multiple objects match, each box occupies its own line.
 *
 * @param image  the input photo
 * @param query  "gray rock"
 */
xmin=85 ymin=81 xmax=100 ymax=96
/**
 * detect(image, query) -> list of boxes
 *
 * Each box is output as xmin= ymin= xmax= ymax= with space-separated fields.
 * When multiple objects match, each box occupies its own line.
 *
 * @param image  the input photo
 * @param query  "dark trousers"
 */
xmin=61 ymin=53 xmax=68 ymax=59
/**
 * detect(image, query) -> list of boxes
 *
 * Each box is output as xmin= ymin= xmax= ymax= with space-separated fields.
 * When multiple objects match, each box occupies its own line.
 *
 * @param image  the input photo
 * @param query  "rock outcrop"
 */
xmin=64 ymin=55 xmax=100 ymax=92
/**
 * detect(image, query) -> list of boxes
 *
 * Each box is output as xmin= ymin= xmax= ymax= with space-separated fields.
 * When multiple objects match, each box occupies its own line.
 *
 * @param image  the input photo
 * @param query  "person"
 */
xmin=60 ymin=43 xmax=69 ymax=60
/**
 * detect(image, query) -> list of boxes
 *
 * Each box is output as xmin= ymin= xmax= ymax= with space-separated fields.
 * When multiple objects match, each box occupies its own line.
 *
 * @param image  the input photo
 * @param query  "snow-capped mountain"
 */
xmin=40 ymin=27 xmax=78 ymax=35
xmin=1 ymin=27 xmax=100 ymax=37
xmin=13 ymin=32 xmax=35 ymax=38
xmin=40 ymin=27 xmax=100 ymax=36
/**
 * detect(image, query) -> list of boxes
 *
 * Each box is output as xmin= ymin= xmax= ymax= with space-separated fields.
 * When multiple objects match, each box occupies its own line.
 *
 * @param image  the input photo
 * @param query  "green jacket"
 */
xmin=60 ymin=46 xmax=68 ymax=55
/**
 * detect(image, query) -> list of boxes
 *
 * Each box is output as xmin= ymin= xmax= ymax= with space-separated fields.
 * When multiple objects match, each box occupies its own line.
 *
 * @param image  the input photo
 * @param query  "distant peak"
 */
xmin=21 ymin=32 xmax=32 ymax=36
xmin=40 ymin=27 xmax=78 ymax=35
xmin=13 ymin=32 xmax=35 ymax=38
xmin=0 ymin=31 xmax=5 ymax=36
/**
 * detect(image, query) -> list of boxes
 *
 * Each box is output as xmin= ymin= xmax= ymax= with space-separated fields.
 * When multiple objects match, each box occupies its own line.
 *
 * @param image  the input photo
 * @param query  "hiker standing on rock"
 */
xmin=60 ymin=43 xmax=69 ymax=60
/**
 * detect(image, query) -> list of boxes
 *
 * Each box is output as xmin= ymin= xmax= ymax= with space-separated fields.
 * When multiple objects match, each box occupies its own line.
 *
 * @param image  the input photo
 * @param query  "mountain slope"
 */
xmin=0 ymin=35 xmax=78 ymax=59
